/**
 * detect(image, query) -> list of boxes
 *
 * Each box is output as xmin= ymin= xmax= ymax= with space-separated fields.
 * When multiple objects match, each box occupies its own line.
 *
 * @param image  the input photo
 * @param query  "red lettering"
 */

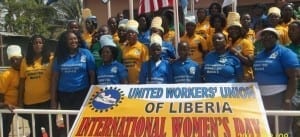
xmin=93 ymin=117 xmax=108 ymax=136
xmin=75 ymin=117 xmax=93 ymax=136
xmin=244 ymin=118 xmax=255 ymax=136
xmin=192 ymin=117 xmax=203 ymax=137
xmin=208 ymin=118 xmax=218 ymax=136
xmin=110 ymin=117 xmax=121 ymax=136
xmin=129 ymin=117 xmax=138 ymax=137
xmin=252 ymin=119 xmax=261 ymax=137
xmin=172 ymin=117 xmax=183 ymax=137
xmin=158 ymin=117 xmax=167 ymax=137
xmin=117 ymin=117 xmax=127 ymax=136
xmin=182 ymin=117 xmax=192 ymax=137
xmin=233 ymin=118 xmax=246 ymax=137
xmin=135 ymin=117 xmax=145 ymax=136
xmin=222 ymin=117 xmax=231 ymax=137
xmin=202 ymin=117 xmax=209 ymax=136
xmin=144 ymin=117 xmax=153 ymax=136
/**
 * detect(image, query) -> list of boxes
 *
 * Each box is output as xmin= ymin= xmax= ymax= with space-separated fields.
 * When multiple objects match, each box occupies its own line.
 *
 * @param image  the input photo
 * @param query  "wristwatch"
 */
xmin=284 ymin=99 xmax=291 ymax=104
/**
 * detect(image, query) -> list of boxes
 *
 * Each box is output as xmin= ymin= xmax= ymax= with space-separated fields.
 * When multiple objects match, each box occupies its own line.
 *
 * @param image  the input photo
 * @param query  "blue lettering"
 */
xmin=128 ymin=88 xmax=163 ymax=99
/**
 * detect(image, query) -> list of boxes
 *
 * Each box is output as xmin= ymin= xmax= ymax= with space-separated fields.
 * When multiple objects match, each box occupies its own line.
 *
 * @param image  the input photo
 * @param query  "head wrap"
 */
xmin=7 ymin=45 xmax=22 ymax=59
xmin=100 ymin=35 xmax=117 ymax=48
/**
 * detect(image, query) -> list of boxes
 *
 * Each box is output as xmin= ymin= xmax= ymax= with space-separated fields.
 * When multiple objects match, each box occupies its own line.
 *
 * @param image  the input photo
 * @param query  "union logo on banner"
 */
xmin=69 ymin=83 xmax=271 ymax=137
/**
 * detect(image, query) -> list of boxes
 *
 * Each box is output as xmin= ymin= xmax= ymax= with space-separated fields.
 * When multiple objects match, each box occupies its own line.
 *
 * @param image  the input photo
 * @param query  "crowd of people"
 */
xmin=1 ymin=1 xmax=300 ymax=137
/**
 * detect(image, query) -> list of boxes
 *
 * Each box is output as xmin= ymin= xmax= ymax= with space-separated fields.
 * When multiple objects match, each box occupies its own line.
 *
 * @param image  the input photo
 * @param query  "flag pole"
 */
xmin=129 ymin=0 xmax=134 ymax=19
xmin=107 ymin=0 xmax=111 ymax=18
xmin=191 ymin=0 xmax=195 ymax=15
xmin=173 ymin=0 xmax=180 ymax=56
xmin=233 ymin=0 xmax=237 ymax=12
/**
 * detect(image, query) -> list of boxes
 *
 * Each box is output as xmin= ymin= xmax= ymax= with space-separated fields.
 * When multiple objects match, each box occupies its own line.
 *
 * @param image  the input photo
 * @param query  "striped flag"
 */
xmin=138 ymin=0 xmax=174 ymax=15
xmin=222 ymin=0 xmax=236 ymax=7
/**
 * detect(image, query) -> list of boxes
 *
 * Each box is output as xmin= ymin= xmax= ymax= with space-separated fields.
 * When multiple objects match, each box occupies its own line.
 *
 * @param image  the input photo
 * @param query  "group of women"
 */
xmin=1 ymin=2 xmax=300 ymax=137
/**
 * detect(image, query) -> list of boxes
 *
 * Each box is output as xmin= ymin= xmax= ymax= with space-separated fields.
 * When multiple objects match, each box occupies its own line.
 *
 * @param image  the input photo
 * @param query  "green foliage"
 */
xmin=295 ymin=6 xmax=300 ymax=20
xmin=3 ymin=0 xmax=82 ymax=38
xmin=51 ymin=0 xmax=82 ymax=22
xmin=3 ymin=0 xmax=57 ymax=37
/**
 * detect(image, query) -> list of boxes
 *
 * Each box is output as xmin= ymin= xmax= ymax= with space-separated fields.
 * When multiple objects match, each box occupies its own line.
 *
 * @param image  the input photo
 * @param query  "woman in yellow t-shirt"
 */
xmin=0 ymin=45 xmax=22 ymax=137
xmin=19 ymin=35 xmax=54 ymax=137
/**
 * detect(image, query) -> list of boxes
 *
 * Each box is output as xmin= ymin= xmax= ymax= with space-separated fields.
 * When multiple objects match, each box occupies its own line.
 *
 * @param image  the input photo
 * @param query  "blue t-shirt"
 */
xmin=139 ymin=59 xmax=171 ymax=84
xmin=96 ymin=61 xmax=128 ymax=85
xmin=53 ymin=48 xmax=96 ymax=92
xmin=138 ymin=30 xmax=151 ymax=47
xmin=254 ymin=44 xmax=299 ymax=85
xmin=202 ymin=51 xmax=243 ymax=83
xmin=170 ymin=58 xmax=201 ymax=83
xmin=161 ymin=41 xmax=176 ymax=60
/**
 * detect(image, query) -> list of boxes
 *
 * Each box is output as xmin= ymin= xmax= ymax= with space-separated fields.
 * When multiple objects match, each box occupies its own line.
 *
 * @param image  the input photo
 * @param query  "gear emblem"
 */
xmin=88 ymin=86 xmax=124 ymax=113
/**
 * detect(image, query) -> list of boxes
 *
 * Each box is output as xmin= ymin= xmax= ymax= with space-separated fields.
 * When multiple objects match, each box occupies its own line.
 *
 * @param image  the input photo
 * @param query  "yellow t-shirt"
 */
xmin=163 ymin=30 xmax=175 ymax=44
xmin=207 ymin=28 xmax=228 ymax=51
xmin=275 ymin=25 xmax=290 ymax=46
xmin=82 ymin=31 xmax=96 ymax=48
xmin=122 ymin=42 xmax=149 ymax=84
xmin=231 ymin=38 xmax=255 ymax=81
xmin=195 ymin=19 xmax=210 ymax=39
xmin=20 ymin=57 xmax=53 ymax=105
xmin=281 ymin=18 xmax=295 ymax=30
xmin=112 ymin=32 xmax=120 ymax=44
xmin=0 ymin=68 xmax=19 ymax=106
xmin=181 ymin=34 xmax=208 ymax=64
xmin=245 ymin=29 xmax=256 ymax=44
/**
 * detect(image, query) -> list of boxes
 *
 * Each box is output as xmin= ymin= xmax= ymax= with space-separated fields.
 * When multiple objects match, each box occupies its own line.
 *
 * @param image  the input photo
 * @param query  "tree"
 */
xmin=50 ymin=0 xmax=82 ymax=23
xmin=2 ymin=0 xmax=82 ymax=38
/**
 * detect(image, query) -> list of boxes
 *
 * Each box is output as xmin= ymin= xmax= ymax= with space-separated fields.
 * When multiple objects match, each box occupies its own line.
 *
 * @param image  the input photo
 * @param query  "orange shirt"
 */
xmin=20 ymin=57 xmax=53 ymax=105
xmin=281 ymin=18 xmax=295 ymax=30
xmin=245 ymin=29 xmax=256 ymax=44
xmin=82 ymin=31 xmax=96 ymax=48
xmin=275 ymin=25 xmax=290 ymax=46
xmin=163 ymin=30 xmax=175 ymax=44
xmin=181 ymin=34 xmax=208 ymax=64
xmin=195 ymin=18 xmax=210 ymax=39
xmin=231 ymin=38 xmax=255 ymax=81
xmin=0 ymin=68 xmax=19 ymax=106
xmin=122 ymin=41 xmax=149 ymax=84
xmin=112 ymin=32 xmax=120 ymax=44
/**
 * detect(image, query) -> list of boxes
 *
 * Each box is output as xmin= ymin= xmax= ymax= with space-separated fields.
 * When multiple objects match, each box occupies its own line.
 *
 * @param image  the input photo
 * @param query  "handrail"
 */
xmin=0 ymin=109 xmax=79 ymax=114
xmin=0 ymin=109 xmax=300 ymax=137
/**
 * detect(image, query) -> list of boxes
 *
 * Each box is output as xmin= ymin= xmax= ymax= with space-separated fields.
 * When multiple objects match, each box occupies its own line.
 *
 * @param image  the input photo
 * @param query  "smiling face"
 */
xmin=67 ymin=32 xmax=79 ymax=50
